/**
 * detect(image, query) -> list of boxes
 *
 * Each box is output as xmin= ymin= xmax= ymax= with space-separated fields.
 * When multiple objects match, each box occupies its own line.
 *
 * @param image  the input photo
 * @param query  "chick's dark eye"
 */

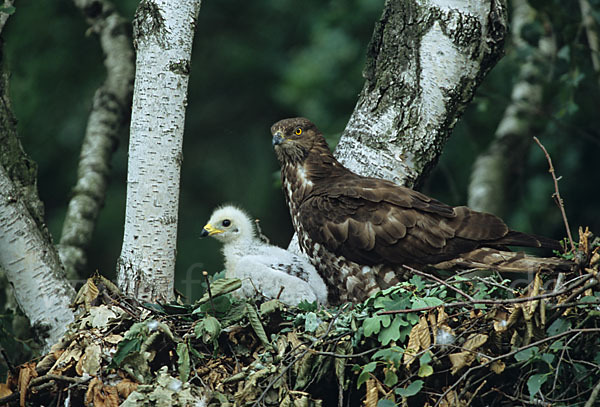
xmin=222 ymin=219 xmax=231 ymax=227
xmin=294 ymin=127 xmax=302 ymax=136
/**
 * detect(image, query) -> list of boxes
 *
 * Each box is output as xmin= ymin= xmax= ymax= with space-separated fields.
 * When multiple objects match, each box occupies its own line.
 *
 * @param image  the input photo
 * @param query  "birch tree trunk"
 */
xmin=117 ymin=0 xmax=201 ymax=302
xmin=0 ymin=72 xmax=75 ymax=349
xmin=334 ymin=0 xmax=507 ymax=188
xmin=468 ymin=0 xmax=554 ymax=215
xmin=58 ymin=0 xmax=134 ymax=280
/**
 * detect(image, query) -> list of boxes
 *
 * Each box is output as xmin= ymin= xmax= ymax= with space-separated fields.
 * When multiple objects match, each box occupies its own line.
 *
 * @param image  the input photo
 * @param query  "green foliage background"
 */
xmin=3 ymin=0 xmax=599 ymax=302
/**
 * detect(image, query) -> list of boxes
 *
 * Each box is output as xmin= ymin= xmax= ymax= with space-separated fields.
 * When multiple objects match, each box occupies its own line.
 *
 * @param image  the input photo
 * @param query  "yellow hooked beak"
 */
xmin=201 ymin=223 xmax=224 ymax=237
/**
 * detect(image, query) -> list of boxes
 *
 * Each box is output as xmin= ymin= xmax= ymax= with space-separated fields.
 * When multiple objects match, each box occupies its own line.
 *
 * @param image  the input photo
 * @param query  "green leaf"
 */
xmin=260 ymin=299 xmax=285 ymax=315
xmin=419 ymin=352 xmax=432 ymax=366
xmin=297 ymin=300 xmax=318 ymax=312
xmin=194 ymin=316 xmax=222 ymax=344
xmin=549 ymin=340 xmax=565 ymax=352
xmin=176 ymin=343 xmax=190 ymax=382
xmin=395 ymin=380 xmax=423 ymax=397
xmin=363 ymin=316 xmax=382 ymax=337
xmin=357 ymin=361 xmax=377 ymax=388
xmin=377 ymin=399 xmax=396 ymax=407
xmin=373 ymin=346 xmax=404 ymax=365
xmin=384 ymin=369 xmax=398 ymax=386
xmin=527 ymin=373 xmax=548 ymax=397
xmin=194 ymin=278 xmax=242 ymax=309
xmin=540 ymin=353 xmax=555 ymax=366
xmin=547 ymin=318 xmax=571 ymax=336
xmin=378 ymin=315 xmax=408 ymax=346
xmin=304 ymin=312 xmax=322 ymax=333
xmin=110 ymin=337 xmax=141 ymax=368
xmin=409 ymin=276 xmax=425 ymax=291
xmin=246 ymin=303 xmax=270 ymax=346
xmin=514 ymin=346 xmax=539 ymax=362
xmin=418 ymin=364 xmax=433 ymax=377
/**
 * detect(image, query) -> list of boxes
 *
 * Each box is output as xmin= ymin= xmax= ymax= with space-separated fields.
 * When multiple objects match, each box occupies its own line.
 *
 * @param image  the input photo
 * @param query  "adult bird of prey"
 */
xmin=271 ymin=117 xmax=571 ymax=304
xmin=200 ymin=205 xmax=328 ymax=306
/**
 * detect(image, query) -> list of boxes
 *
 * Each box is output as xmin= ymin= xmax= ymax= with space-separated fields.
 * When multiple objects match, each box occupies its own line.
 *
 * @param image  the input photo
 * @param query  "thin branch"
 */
xmin=307 ymin=348 xmax=377 ymax=359
xmin=584 ymin=377 xmax=600 ymax=407
xmin=404 ymin=266 xmax=474 ymax=301
xmin=532 ymin=136 xmax=575 ymax=253
xmin=379 ymin=273 xmax=595 ymax=315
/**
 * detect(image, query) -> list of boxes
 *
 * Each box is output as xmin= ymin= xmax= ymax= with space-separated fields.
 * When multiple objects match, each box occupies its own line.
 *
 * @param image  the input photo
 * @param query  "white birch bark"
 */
xmin=59 ymin=0 xmax=134 ymax=279
xmin=117 ymin=0 xmax=201 ymax=302
xmin=334 ymin=0 xmax=507 ymax=189
xmin=0 ymin=165 xmax=76 ymax=349
xmin=468 ymin=0 xmax=554 ymax=215
xmin=0 ymin=11 xmax=75 ymax=350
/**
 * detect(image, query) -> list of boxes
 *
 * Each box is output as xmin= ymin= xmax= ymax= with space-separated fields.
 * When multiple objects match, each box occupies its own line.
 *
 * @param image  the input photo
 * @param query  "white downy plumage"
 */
xmin=201 ymin=205 xmax=328 ymax=306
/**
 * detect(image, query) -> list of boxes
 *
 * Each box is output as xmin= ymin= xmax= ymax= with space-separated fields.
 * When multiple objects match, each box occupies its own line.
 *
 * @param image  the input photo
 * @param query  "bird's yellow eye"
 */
xmin=294 ymin=127 xmax=302 ymax=136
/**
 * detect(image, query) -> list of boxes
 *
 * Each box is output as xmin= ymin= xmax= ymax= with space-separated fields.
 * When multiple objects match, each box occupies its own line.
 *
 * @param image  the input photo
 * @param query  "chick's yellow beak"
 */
xmin=200 ymin=223 xmax=223 ymax=237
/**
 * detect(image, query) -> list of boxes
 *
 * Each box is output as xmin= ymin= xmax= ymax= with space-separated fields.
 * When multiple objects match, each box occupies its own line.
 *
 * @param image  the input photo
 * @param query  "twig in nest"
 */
xmin=202 ymin=271 xmax=215 ymax=314
xmin=252 ymin=304 xmax=350 ymax=407
xmin=533 ymin=136 xmax=575 ymax=253
xmin=276 ymin=285 xmax=285 ymax=300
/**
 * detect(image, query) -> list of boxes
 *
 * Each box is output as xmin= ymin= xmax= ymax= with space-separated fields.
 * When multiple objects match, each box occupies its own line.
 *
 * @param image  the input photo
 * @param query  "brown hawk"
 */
xmin=271 ymin=117 xmax=570 ymax=304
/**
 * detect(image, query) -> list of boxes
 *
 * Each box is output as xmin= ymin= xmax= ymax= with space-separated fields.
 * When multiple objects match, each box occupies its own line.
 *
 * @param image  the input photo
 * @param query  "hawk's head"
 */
xmin=271 ymin=117 xmax=323 ymax=165
xmin=200 ymin=205 xmax=255 ymax=244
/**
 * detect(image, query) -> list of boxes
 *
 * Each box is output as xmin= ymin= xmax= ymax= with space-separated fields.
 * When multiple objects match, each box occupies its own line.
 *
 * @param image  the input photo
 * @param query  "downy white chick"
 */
xmin=200 ymin=205 xmax=328 ymax=306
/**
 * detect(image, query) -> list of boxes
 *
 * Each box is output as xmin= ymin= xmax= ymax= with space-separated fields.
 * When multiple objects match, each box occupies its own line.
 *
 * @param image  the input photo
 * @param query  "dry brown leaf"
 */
xmin=428 ymin=311 xmax=438 ymax=338
xmin=50 ymin=344 xmax=82 ymax=375
xmin=449 ymin=352 xmax=472 ymax=375
xmin=85 ymin=377 xmax=119 ymax=407
xmin=104 ymin=334 xmax=123 ymax=345
xmin=437 ymin=307 xmax=448 ymax=325
xmin=17 ymin=362 xmax=37 ymax=407
xmin=75 ymin=343 xmax=102 ymax=376
xmin=417 ymin=316 xmax=431 ymax=349
xmin=73 ymin=278 xmax=100 ymax=311
xmin=505 ymin=306 xmax=522 ymax=329
xmin=365 ymin=378 xmax=378 ymax=407
xmin=116 ymin=378 xmax=138 ymax=399
xmin=403 ymin=319 xmax=426 ymax=368
xmin=448 ymin=334 xmax=488 ymax=375
xmin=490 ymin=360 xmax=505 ymax=374
xmin=462 ymin=333 xmax=488 ymax=351
xmin=0 ymin=382 xmax=13 ymax=398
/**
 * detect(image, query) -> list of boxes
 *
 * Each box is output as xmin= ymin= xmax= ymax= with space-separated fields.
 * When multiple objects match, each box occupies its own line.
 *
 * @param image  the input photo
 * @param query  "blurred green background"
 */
xmin=3 ymin=0 xmax=599 ymax=303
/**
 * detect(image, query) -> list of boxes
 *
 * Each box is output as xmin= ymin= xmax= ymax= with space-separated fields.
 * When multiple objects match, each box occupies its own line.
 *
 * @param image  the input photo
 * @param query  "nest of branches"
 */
xmin=1 ymin=229 xmax=599 ymax=407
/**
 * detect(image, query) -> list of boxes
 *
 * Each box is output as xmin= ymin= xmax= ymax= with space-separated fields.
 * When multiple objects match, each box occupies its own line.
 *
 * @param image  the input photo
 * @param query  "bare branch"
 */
xmin=533 ymin=136 xmax=575 ymax=252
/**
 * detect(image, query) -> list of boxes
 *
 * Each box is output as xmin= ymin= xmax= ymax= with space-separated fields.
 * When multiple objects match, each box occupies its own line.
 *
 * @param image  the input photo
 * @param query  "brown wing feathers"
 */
xmin=273 ymin=117 xmax=564 ymax=271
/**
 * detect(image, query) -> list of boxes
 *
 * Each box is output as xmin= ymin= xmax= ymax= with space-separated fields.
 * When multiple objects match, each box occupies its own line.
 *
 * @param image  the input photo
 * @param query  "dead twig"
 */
xmin=202 ymin=271 xmax=215 ymax=314
xmin=379 ymin=273 xmax=595 ymax=315
xmin=533 ymin=136 xmax=575 ymax=253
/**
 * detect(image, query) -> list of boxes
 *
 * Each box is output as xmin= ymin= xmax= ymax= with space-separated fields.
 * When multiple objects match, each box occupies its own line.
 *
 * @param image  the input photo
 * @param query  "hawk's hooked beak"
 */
xmin=200 ymin=223 xmax=223 ymax=237
xmin=272 ymin=131 xmax=285 ymax=146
